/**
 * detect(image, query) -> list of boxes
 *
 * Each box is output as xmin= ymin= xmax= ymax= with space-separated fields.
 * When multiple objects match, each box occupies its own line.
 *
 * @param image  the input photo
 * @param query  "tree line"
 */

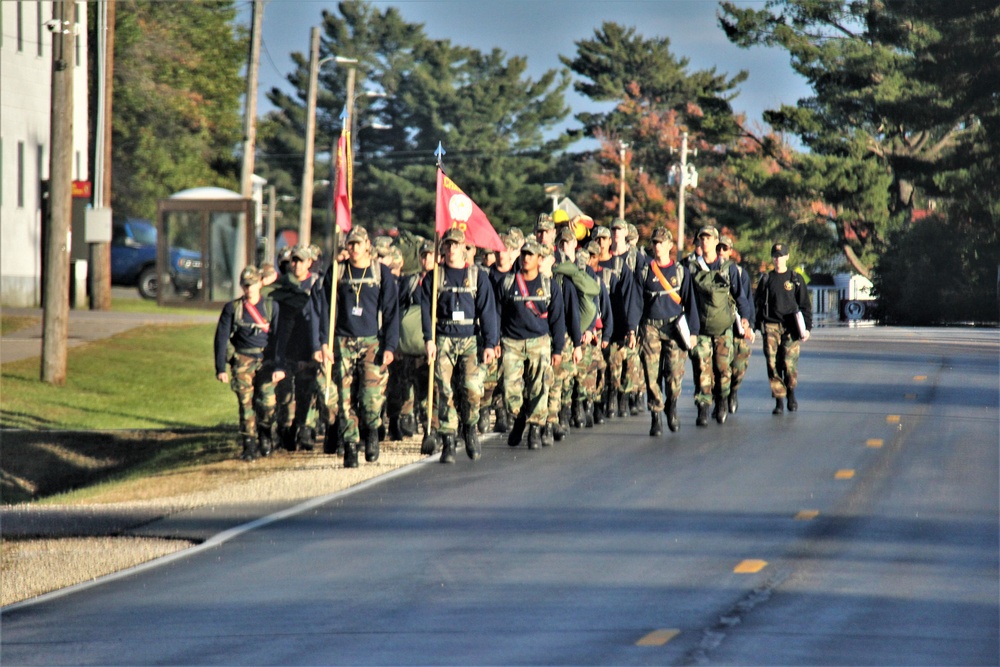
xmin=94 ymin=0 xmax=998 ymax=325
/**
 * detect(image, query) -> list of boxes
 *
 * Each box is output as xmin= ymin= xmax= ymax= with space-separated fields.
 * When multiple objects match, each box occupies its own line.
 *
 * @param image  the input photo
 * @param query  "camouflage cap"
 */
xmin=611 ymin=218 xmax=628 ymax=230
xmin=419 ymin=240 xmax=436 ymax=256
xmin=651 ymin=227 xmax=673 ymax=244
xmin=277 ymin=246 xmax=293 ymax=263
xmin=502 ymin=227 xmax=525 ymax=250
xmin=538 ymin=244 xmax=553 ymax=258
xmin=535 ymin=213 xmax=555 ymax=232
xmin=373 ymin=235 xmax=394 ymax=257
xmin=557 ymin=226 xmax=577 ymax=244
xmin=521 ymin=239 xmax=543 ymax=256
xmin=290 ymin=244 xmax=312 ymax=261
xmin=771 ymin=242 xmax=789 ymax=257
xmin=719 ymin=235 xmax=734 ymax=249
xmin=585 ymin=240 xmax=601 ymax=256
xmin=240 ymin=265 xmax=262 ymax=286
xmin=441 ymin=227 xmax=466 ymax=245
xmin=594 ymin=226 xmax=611 ymax=240
xmin=389 ymin=246 xmax=404 ymax=267
xmin=346 ymin=227 xmax=369 ymax=244
xmin=697 ymin=225 xmax=719 ymax=240
xmin=309 ymin=243 xmax=323 ymax=260
xmin=627 ymin=223 xmax=639 ymax=243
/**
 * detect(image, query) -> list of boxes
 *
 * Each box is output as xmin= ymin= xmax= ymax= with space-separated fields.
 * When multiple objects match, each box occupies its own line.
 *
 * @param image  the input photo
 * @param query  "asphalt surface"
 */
xmin=1 ymin=327 xmax=997 ymax=666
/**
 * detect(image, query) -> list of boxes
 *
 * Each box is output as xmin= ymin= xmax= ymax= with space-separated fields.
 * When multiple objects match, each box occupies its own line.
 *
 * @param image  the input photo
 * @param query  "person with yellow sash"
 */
xmin=637 ymin=228 xmax=700 ymax=435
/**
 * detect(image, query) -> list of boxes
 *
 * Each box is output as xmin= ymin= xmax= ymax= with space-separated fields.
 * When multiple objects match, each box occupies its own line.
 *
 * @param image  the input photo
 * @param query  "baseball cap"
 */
xmin=373 ymin=235 xmax=393 ymax=257
xmin=651 ymin=227 xmax=673 ymax=244
xmin=502 ymin=227 xmax=525 ymax=250
xmin=697 ymin=225 xmax=719 ymax=239
xmin=346 ymin=227 xmax=369 ymax=244
xmin=611 ymin=218 xmax=628 ymax=230
xmin=594 ymin=226 xmax=611 ymax=240
xmin=521 ymin=239 xmax=543 ymax=256
xmin=771 ymin=242 xmax=789 ymax=257
xmin=557 ymin=226 xmax=577 ymax=244
xmin=290 ymin=244 xmax=312 ymax=261
xmin=240 ymin=265 xmax=262 ymax=286
xmin=441 ymin=227 xmax=466 ymax=245
xmin=535 ymin=214 xmax=555 ymax=232
xmin=419 ymin=240 xmax=435 ymax=256
xmin=627 ymin=223 xmax=638 ymax=243
xmin=719 ymin=235 xmax=734 ymax=248
xmin=585 ymin=241 xmax=601 ymax=256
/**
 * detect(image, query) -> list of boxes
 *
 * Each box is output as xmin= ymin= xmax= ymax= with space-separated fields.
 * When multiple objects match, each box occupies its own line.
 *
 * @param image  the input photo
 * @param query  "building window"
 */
xmin=36 ymin=0 xmax=44 ymax=57
xmin=18 ymin=142 xmax=26 ymax=209
xmin=38 ymin=144 xmax=46 ymax=208
xmin=74 ymin=2 xmax=80 ymax=66
xmin=17 ymin=1 xmax=24 ymax=52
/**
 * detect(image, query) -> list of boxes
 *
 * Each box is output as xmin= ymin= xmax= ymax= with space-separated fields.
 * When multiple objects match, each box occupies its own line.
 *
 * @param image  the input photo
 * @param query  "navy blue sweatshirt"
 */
xmin=313 ymin=261 xmax=399 ymax=354
xmin=637 ymin=256 xmax=701 ymax=336
xmin=420 ymin=264 xmax=499 ymax=347
xmin=271 ymin=272 xmax=318 ymax=368
xmin=494 ymin=270 xmax=566 ymax=344
xmin=596 ymin=255 xmax=641 ymax=342
xmin=214 ymin=297 xmax=281 ymax=374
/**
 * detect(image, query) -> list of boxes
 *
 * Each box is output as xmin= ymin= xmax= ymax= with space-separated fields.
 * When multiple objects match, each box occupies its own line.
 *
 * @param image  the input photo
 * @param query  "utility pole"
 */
xmin=240 ymin=0 xmax=263 ymax=198
xmin=42 ymin=0 xmax=74 ymax=384
xmin=266 ymin=185 xmax=276 ymax=265
xmin=618 ymin=141 xmax=628 ymax=220
xmin=677 ymin=132 xmax=689 ymax=256
xmin=299 ymin=26 xmax=321 ymax=246
xmin=90 ymin=0 xmax=114 ymax=311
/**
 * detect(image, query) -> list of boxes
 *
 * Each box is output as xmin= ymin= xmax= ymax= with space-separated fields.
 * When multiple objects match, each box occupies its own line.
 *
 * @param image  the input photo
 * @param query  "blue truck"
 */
xmin=111 ymin=219 xmax=202 ymax=299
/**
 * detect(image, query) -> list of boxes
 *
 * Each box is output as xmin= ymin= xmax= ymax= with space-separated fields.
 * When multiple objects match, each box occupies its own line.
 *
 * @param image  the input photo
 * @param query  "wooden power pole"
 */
xmin=90 ymin=0 xmax=115 ymax=311
xmin=42 ymin=0 xmax=75 ymax=384
xmin=240 ymin=0 xmax=263 ymax=198
xmin=299 ymin=26 xmax=321 ymax=246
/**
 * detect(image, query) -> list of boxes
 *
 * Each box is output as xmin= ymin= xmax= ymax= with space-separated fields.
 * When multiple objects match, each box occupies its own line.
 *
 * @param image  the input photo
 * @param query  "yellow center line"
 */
xmin=734 ymin=559 xmax=768 ymax=573
xmin=835 ymin=469 xmax=856 ymax=480
xmin=913 ymin=375 xmax=927 ymax=381
xmin=795 ymin=510 xmax=820 ymax=520
xmin=886 ymin=415 xmax=901 ymax=424
xmin=866 ymin=438 xmax=884 ymax=448
xmin=636 ymin=629 xmax=680 ymax=646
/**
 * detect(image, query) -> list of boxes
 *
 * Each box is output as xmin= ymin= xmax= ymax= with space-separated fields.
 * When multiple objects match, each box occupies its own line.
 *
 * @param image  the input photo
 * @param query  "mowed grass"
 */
xmin=1 ymin=323 xmax=233 ymax=430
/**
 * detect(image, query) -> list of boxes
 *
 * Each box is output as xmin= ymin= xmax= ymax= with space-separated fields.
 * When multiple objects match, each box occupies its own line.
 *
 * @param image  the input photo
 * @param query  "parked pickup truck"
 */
xmin=111 ymin=219 xmax=202 ymax=299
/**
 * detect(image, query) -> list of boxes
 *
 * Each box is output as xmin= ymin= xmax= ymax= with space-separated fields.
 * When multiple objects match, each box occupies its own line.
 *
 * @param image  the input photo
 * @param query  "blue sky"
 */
xmin=246 ymin=0 xmax=811 ymax=142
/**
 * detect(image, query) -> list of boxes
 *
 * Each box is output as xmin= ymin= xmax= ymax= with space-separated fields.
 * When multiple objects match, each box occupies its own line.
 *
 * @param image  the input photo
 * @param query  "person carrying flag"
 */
xmin=495 ymin=239 xmax=567 ymax=450
xmin=637 ymin=228 xmax=700 ymax=435
xmin=314 ymin=227 xmax=399 ymax=468
xmin=421 ymin=227 xmax=499 ymax=463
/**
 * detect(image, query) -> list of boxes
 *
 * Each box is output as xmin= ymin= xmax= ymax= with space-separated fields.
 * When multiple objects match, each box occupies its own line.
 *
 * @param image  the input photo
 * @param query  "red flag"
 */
xmin=435 ymin=168 xmax=504 ymax=252
xmin=334 ymin=133 xmax=352 ymax=233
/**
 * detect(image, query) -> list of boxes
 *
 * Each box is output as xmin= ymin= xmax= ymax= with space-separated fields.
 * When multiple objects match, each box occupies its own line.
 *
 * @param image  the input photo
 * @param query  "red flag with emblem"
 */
xmin=334 ymin=133 xmax=352 ymax=233
xmin=435 ymin=168 xmax=504 ymax=252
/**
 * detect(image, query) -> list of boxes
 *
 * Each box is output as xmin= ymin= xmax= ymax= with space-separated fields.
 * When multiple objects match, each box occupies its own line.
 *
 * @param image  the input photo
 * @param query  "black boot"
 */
xmin=559 ymin=407 xmax=571 ymax=436
xmin=440 ymin=433 xmax=456 ymax=464
xmin=593 ymin=400 xmax=605 ymax=425
xmin=258 ymin=424 xmax=274 ymax=457
xmin=507 ymin=411 xmax=526 ymax=447
xmin=541 ymin=424 xmax=555 ymax=447
xmin=297 ymin=425 xmax=315 ymax=452
xmin=649 ymin=411 xmax=662 ymax=436
xmin=365 ymin=428 xmax=380 ymax=463
xmin=696 ymin=403 xmax=710 ymax=427
xmin=527 ymin=424 xmax=542 ymax=450
xmin=787 ymin=388 xmax=798 ymax=412
xmin=464 ymin=425 xmax=481 ymax=460
xmin=478 ymin=407 xmax=491 ymax=434
xmin=494 ymin=406 xmax=509 ymax=433
xmin=421 ymin=430 xmax=440 ymax=455
xmin=571 ymin=400 xmax=584 ymax=428
xmin=240 ymin=435 xmax=259 ymax=461
xmin=728 ymin=390 xmax=739 ymax=414
xmin=387 ymin=416 xmax=403 ymax=442
xmin=618 ymin=391 xmax=629 ymax=419
xmin=280 ymin=425 xmax=296 ymax=452
xmin=584 ymin=399 xmax=595 ymax=427
xmin=323 ymin=421 xmax=341 ymax=455
xmin=714 ymin=399 xmax=727 ymax=425
xmin=398 ymin=413 xmax=416 ymax=438
xmin=604 ymin=390 xmax=617 ymax=420
xmin=772 ymin=398 xmax=785 ymax=415
xmin=343 ymin=441 xmax=359 ymax=468
xmin=667 ymin=399 xmax=680 ymax=432
xmin=630 ymin=393 xmax=641 ymax=416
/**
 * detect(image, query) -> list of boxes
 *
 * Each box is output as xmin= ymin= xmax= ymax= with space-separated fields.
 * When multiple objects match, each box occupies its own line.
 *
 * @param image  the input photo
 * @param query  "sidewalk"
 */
xmin=1 ymin=306 xmax=218 ymax=365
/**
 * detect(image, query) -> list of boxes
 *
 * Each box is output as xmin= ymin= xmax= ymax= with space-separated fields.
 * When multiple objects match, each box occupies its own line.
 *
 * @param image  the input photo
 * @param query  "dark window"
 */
xmin=17 ymin=142 xmax=26 ymax=209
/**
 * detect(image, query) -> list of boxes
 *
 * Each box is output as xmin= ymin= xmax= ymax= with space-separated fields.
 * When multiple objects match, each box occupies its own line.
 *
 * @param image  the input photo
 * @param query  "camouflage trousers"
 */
xmin=639 ymin=321 xmax=688 ymax=412
xmin=432 ymin=336 xmax=484 ymax=434
xmin=334 ymin=335 xmax=387 ymax=444
xmin=763 ymin=322 xmax=800 ymax=398
xmin=689 ymin=330 xmax=734 ymax=406
xmin=482 ymin=354 xmax=503 ymax=410
xmin=577 ymin=338 xmax=605 ymax=402
xmin=547 ymin=336 xmax=577 ymax=423
xmin=502 ymin=336 xmax=552 ymax=426
xmin=228 ymin=353 xmax=277 ymax=438
xmin=606 ymin=341 xmax=641 ymax=394
xmin=730 ymin=330 xmax=753 ymax=392
xmin=387 ymin=354 xmax=427 ymax=419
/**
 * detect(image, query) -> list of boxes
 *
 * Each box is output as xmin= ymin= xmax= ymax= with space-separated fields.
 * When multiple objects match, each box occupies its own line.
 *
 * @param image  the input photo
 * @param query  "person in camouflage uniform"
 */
xmin=421 ymin=228 xmax=498 ymax=463
xmin=637 ymin=229 xmax=700 ymax=434
xmin=314 ymin=227 xmax=399 ymax=468
xmin=495 ymin=239 xmax=566 ymax=450
xmin=718 ymin=236 xmax=755 ymax=414
xmin=387 ymin=240 xmax=433 ymax=440
xmin=595 ymin=224 xmax=641 ymax=420
xmin=483 ymin=227 xmax=524 ymax=433
xmin=582 ymin=241 xmax=612 ymax=424
xmin=683 ymin=226 xmax=754 ymax=426
xmin=754 ymin=242 xmax=812 ymax=414
xmin=214 ymin=266 xmax=282 ymax=461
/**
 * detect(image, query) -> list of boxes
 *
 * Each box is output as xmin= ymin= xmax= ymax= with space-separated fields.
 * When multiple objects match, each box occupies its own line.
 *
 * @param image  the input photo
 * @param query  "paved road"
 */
xmin=2 ymin=328 xmax=997 ymax=665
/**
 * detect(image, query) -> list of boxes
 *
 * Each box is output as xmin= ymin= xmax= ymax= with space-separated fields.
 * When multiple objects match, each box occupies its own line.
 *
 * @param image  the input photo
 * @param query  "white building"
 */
xmin=1 ymin=1 xmax=89 ymax=307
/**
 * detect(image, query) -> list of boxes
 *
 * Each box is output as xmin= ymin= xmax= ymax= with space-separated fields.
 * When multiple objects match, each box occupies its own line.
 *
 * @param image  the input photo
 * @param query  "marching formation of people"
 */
xmin=215 ymin=216 xmax=813 ymax=465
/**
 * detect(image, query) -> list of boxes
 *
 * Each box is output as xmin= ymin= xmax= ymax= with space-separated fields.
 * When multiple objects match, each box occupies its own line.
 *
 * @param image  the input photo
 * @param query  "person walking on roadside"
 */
xmin=718 ymin=236 xmax=755 ymax=414
xmin=683 ymin=226 xmax=753 ymax=427
xmin=495 ymin=239 xmax=566 ymax=450
xmin=754 ymin=242 xmax=812 ymax=414
xmin=422 ymin=228 xmax=499 ymax=463
xmin=637 ymin=228 xmax=700 ymax=435
xmin=315 ymin=227 xmax=399 ymax=468
xmin=214 ymin=266 xmax=282 ymax=461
